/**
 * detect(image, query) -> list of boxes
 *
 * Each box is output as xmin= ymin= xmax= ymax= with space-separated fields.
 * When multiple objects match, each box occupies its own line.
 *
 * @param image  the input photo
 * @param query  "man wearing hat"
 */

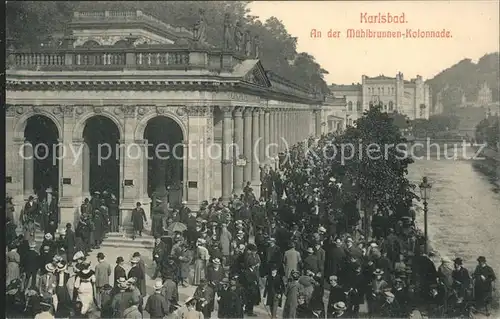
xmin=178 ymin=296 xmax=203 ymax=319
xmin=128 ymin=255 xmax=146 ymax=296
xmin=90 ymin=191 xmax=101 ymax=212
xmin=193 ymin=278 xmax=215 ymax=318
xmin=131 ymin=202 xmax=147 ymax=240
xmin=145 ymin=281 xmax=170 ymax=318
xmin=41 ymin=187 xmax=58 ymax=237
xmin=39 ymin=262 xmax=57 ymax=299
xmin=452 ymin=257 xmax=470 ymax=302
xmin=22 ymin=241 xmax=40 ymax=289
xmin=283 ymin=270 xmax=300 ymax=318
xmin=110 ymin=277 xmax=132 ymax=317
xmin=53 ymin=260 xmax=71 ymax=317
xmin=303 ymin=247 xmax=320 ymax=276
xmin=473 ymin=256 xmax=496 ymax=312
xmin=160 ymin=273 xmax=179 ymax=312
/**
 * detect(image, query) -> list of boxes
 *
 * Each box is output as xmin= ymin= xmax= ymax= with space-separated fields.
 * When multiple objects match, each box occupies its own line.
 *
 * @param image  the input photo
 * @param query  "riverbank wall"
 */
xmin=471 ymin=146 xmax=500 ymax=187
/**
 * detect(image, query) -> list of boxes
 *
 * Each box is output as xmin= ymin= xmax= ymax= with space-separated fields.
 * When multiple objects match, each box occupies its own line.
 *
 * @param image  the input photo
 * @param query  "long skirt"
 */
xmin=193 ymin=259 xmax=206 ymax=286
xmin=76 ymin=281 xmax=95 ymax=314
xmin=6 ymin=262 xmax=20 ymax=286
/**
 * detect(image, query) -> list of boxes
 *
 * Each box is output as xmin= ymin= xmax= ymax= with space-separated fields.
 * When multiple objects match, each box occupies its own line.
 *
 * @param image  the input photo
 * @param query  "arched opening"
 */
xmin=24 ymin=115 xmax=60 ymax=199
xmin=81 ymin=40 xmax=100 ymax=48
xmin=83 ymin=116 xmax=120 ymax=198
xmin=144 ymin=116 xmax=184 ymax=207
xmin=113 ymin=40 xmax=128 ymax=48
xmin=348 ymin=101 xmax=353 ymax=111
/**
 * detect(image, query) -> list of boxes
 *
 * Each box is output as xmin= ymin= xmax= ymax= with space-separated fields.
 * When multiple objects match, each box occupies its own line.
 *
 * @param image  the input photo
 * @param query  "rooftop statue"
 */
xmin=193 ymin=9 xmax=207 ymax=43
xmin=223 ymin=13 xmax=232 ymax=50
xmin=253 ymin=35 xmax=261 ymax=59
xmin=234 ymin=21 xmax=244 ymax=52
xmin=244 ymin=30 xmax=252 ymax=56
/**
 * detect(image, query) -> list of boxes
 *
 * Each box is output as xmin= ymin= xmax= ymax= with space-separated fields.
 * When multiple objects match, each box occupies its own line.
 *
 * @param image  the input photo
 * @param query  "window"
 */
xmin=369 ymin=101 xmax=374 ymax=108
xmin=356 ymin=101 xmax=362 ymax=111
xmin=348 ymin=101 xmax=353 ymax=111
xmin=378 ymin=87 xmax=380 ymax=94
xmin=382 ymin=87 xmax=385 ymax=95
xmin=389 ymin=101 xmax=394 ymax=111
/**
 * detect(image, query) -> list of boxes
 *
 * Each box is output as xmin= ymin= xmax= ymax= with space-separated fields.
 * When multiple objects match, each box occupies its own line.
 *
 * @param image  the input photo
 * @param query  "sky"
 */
xmin=248 ymin=1 xmax=500 ymax=84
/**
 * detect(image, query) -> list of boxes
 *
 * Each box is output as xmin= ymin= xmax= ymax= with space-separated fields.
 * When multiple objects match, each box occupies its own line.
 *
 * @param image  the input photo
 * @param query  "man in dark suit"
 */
xmin=63 ymin=223 xmax=76 ymax=266
xmin=41 ymin=187 xmax=58 ymax=236
xmin=23 ymin=241 xmax=40 ymax=289
xmin=54 ymin=261 xmax=71 ymax=317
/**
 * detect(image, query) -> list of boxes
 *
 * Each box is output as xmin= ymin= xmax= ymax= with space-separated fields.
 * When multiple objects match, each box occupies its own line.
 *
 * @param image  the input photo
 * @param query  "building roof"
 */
xmin=329 ymin=84 xmax=361 ymax=91
xmin=365 ymin=75 xmax=395 ymax=80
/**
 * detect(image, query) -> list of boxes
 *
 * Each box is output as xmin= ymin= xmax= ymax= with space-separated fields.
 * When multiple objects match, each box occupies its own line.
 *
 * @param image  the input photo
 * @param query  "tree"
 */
xmin=282 ymin=106 xmax=417 ymax=233
xmin=389 ymin=112 xmax=411 ymax=130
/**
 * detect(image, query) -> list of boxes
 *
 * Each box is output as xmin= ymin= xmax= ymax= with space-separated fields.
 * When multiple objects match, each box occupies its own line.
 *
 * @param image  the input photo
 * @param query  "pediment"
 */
xmin=239 ymin=60 xmax=271 ymax=88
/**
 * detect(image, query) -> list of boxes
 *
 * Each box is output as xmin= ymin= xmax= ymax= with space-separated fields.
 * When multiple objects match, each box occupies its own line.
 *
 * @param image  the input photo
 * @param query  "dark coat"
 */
xmin=327 ymin=285 xmax=347 ymax=314
xmin=241 ymin=268 xmax=261 ymax=306
xmin=145 ymin=293 xmax=169 ymax=319
xmin=64 ymin=228 xmax=76 ymax=258
xmin=325 ymin=244 xmax=346 ymax=277
xmin=263 ymin=274 xmax=285 ymax=307
xmin=128 ymin=266 xmax=146 ymax=296
xmin=114 ymin=265 xmax=127 ymax=287
xmin=131 ymin=207 xmax=147 ymax=231
xmin=23 ymin=249 xmax=40 ymax=274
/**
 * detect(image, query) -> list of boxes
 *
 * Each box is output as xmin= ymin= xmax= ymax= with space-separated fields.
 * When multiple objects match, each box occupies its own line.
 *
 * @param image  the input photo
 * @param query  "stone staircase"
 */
xmin=16 ymin=229 xmax=155 ymax=250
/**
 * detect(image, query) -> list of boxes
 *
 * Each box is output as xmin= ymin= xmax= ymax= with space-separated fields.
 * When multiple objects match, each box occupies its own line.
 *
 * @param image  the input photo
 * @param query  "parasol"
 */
xmin=167 ymin=222 xmax=187 ymax=233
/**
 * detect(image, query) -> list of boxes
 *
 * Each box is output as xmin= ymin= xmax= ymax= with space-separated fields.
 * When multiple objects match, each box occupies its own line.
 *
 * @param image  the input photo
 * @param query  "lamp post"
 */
xmin=419 ymin=176 xmax=432 ymax=254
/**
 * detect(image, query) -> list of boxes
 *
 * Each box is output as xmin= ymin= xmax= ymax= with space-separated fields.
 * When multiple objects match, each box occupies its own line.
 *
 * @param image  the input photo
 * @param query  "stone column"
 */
xmin=23 ymin=141 xmax=34 ymax=196
xmin=82 ymin=142 xmax=90 ymax=199
xmin=251 ymin=109 xmax=261 ymax=197
xmin=279 ymin=110 xmax=285 ymax=151
xmin=275 ymin=109 xmax=281 ymax=151
xmin=221 ymin=107 xmax=234 ymax=202
xmin=291 ymin=111 xmax=297 ymax=145
xmin=269 ymin=111 xmax=276 ymax=159
xmin=259 ymin=110 xmax=266 ymax=163
xmin=243 ymin=108 xmax=252 ymax=186
xmin=315 ymin=109 xmax=322 ymax=136
xmin=264 ymin=109 xmax=270 ymax=163
xmin=284 ymin=110 xmax=289 ymax=148
xmin=233 ymin=107 xmax=244 ymax=194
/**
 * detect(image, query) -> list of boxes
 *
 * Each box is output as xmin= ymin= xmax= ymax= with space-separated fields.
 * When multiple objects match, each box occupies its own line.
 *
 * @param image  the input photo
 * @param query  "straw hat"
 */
xmin=373 ymin=269 xmax=384 ymax=276
xmin=29 ymin=241 xmax=36 ymax=248
xmin=154 ymin=281 xmax=163 ymax=291
xmin=130 ymin=256 xmax=140 ymax=264
xmin=185 ymin=296 xmax=196 ymax=305
xmin=44 ymin=233 xmax=53 ymax=240
xmin=333 ymin=301 xmax=346 ymax=310
xmin=45 ymin=263 xmax=56 ymax=272
xmin=73 ymin=251 xmax=84 ymax=261
xmin=306 ymin=247 xmax=314 ymax=254
xmin=212 ymin=258 xmax=221 ymax=265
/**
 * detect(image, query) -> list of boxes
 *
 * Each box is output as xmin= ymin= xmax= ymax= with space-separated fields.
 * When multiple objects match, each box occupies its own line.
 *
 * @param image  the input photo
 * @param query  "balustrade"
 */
xmin=14 ymin=53 xmax=65 ymax=66
xmin=135 ymin=52 xmax=189 ymax=66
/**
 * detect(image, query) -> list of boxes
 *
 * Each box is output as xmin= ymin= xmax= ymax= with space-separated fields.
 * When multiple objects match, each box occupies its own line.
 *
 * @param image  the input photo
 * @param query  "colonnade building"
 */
xmin=6 ymin=10 xmax=324 ymax=228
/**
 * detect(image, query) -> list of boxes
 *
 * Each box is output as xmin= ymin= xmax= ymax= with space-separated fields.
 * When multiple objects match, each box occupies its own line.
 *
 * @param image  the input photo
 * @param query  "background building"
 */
xmin=330 ymin=72 xmax=432 ymax=122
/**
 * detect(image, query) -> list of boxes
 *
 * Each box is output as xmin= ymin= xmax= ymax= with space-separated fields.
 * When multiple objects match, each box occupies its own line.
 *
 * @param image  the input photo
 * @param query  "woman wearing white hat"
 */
xmin=73 ymin=260 xmax=97 ymax=315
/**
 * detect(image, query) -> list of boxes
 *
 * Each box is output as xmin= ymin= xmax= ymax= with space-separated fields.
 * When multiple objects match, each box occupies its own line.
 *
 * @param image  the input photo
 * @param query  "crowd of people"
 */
xmin=5 ymin=171 xmax=498 ymax=319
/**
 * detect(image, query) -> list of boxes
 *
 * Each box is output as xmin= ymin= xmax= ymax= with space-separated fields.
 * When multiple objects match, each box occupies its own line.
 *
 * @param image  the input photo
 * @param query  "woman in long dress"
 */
xmin=193 ymin=239 xmax=210 ymax=285
xmin=73 ymin=261 xmax=96 ymax=315
xmin=6 ymin=244 xmax=21 ymax=286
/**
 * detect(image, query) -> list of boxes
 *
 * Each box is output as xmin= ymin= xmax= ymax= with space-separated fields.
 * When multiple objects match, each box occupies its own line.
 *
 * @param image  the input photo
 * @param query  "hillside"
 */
xmin=426 ymin=52 xmax=499 ymax=112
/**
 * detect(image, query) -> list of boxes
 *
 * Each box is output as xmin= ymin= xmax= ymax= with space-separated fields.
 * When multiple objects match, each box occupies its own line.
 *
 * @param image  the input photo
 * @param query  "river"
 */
xmin=408 ymin=145 xmax=500 ymax=282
